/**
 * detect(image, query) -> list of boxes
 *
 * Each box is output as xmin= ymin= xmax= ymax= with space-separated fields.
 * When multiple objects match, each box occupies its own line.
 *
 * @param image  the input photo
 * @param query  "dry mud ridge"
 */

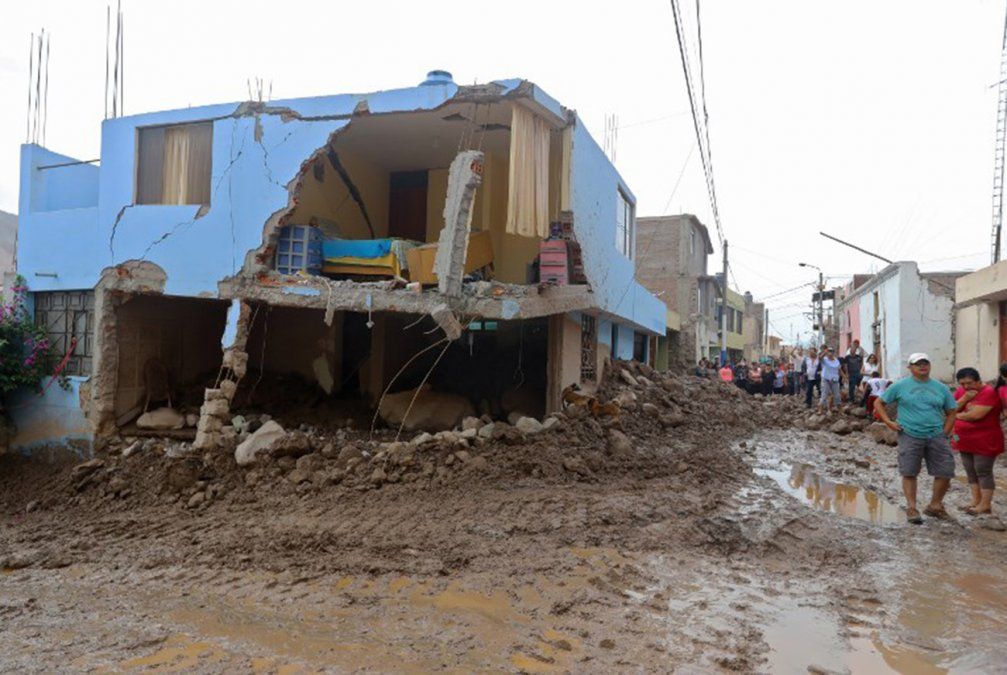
xmin=2 ymin=364 xmax=1005 ymax=673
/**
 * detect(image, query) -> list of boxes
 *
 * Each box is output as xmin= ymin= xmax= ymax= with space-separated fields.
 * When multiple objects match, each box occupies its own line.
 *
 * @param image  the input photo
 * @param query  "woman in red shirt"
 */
xmin=953 ymin=367 xmax=1004 ymax=515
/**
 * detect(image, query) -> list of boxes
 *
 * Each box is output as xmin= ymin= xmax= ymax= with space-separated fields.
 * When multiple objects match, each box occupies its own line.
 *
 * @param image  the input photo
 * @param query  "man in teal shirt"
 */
xmin=874 ymin=353 xmax=957 ymax=524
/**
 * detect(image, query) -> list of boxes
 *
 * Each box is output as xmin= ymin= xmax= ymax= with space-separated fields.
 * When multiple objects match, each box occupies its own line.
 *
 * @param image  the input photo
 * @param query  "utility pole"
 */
xmin=720 ymin=240 xmax=728 ymax=365
xmin=817 ymin=270 xmax=825 ymax=347
xmin=764 ymin=307 xmax=769 ymax=358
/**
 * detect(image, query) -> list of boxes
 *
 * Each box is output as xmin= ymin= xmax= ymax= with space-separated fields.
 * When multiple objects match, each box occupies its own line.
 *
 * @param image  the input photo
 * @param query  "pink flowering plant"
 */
xmin=0 ymin=277 xmax=58 ymax=396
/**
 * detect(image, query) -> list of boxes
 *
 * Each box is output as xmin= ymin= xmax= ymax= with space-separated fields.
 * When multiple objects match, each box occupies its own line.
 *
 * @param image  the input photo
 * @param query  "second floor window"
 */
xmin=136 ymin=122 xmax=212 ymax=205
xmin=616 ymin=189 xmax=634 ymax=258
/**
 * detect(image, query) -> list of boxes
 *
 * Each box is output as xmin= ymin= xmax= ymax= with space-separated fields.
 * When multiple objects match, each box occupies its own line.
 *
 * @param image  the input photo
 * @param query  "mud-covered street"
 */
xmin=2 ymin=367 xmax=1007 ymax=673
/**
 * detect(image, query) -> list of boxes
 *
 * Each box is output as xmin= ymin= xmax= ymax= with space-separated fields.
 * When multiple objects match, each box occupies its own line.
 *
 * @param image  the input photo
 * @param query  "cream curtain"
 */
xmin=506 ymin=105 xmax=551 ymax=238
xmin=162 ymin=122 xmax=212 ymax=205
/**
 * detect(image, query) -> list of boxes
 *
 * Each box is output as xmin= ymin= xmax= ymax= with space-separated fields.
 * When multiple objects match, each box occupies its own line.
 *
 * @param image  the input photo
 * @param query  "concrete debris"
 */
xmin=136 ymin=407 xmax=186 ymax=431
xmin=619 ymin=369 xmax=639 ymax=387
xmin=515 ymin=417 xmax=544 ymax=435
xmin=430 ymin=303 xmax=463 ymax=341
xmin=234 ymin=420 xmax=286 ymax=466
xmin=434 ymin=150 xmax=484 ymax=297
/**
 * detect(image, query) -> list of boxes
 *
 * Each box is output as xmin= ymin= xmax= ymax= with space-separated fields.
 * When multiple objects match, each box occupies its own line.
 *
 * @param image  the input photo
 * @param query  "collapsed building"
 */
xmin=12 ymin=70 xmax=665 ymax=453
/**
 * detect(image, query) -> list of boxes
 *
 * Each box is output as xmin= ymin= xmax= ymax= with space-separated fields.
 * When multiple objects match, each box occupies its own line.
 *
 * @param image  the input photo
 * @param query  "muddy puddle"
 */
xmin=755 ymin=461 xmax=902 ymax=525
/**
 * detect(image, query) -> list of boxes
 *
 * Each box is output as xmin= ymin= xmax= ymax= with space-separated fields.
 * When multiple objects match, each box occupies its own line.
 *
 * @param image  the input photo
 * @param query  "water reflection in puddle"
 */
xmin=756 ymin=463 xmax=902 ymax=525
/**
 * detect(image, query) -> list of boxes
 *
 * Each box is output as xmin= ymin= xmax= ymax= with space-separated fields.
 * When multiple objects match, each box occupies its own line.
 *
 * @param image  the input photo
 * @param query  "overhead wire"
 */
xmin=669 ymin=0 xmax=724 ymax=247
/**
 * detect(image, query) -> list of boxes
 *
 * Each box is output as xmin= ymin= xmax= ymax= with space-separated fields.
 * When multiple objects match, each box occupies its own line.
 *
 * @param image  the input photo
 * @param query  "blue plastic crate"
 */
xmin=275 ymin=225 xmax=322 ymax=275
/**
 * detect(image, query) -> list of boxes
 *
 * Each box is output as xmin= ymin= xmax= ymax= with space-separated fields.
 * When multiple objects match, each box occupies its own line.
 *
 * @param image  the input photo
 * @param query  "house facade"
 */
xmin=835 ymin=262 xmax=965 ymax=381
xmin=635 ymin=214 xmax=716 ymax=369
xmin=14 ymin=71 xmax=665 ymax=452
xmin=954 ymin=259 xmax=1007 ymax=380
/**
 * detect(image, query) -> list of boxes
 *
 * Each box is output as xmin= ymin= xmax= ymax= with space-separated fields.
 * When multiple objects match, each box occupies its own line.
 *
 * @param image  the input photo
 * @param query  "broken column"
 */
xmin=193 ymin=299 xmax=251 ymax=451
xmin=433 ymin=150 xmax=484 ymax=298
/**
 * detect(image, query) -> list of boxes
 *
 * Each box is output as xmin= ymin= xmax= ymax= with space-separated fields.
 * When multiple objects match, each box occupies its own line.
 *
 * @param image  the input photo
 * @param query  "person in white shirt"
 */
xmin=860 ymin=369 xmax=890 ymax=418
xmin=862 ymin=353 xmax=880 ymax=378
xmin=790 ymin=347 xmax=805 ymax=396
xmin=819 ymin=346 xmax=843 ymax=413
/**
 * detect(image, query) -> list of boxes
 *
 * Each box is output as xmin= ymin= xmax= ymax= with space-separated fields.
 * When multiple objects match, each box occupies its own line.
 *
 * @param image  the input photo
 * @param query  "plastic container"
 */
xmin=275 ymin=225 xmax=322 ymax=275
xmin=539 ymin=239 xmax=570 ymax=284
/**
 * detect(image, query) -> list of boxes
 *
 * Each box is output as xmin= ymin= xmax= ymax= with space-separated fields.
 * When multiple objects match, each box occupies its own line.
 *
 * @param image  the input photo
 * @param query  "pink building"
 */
xmin=838 ymin=275 xmax=873 ymax=354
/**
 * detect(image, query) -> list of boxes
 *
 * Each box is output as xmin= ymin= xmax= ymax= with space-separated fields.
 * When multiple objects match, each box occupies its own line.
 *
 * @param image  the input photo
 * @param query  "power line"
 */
xmin=669 ymin=0 xmax=724 ymax=246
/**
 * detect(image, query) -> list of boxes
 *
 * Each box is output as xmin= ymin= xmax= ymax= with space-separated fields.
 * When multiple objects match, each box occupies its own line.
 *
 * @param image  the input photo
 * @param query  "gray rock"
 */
xmin=515 ymin=417 xmax=544 ymax=435
xmin=187 ymin=492 xmax=205 ymax=509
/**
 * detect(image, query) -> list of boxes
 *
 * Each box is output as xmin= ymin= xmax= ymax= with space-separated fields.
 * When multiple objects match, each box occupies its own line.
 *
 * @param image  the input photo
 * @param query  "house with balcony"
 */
xmin=13 ymin=71 xmax=668 ymax=451
xmin=14 ymin=70 xmax=665 ymax=452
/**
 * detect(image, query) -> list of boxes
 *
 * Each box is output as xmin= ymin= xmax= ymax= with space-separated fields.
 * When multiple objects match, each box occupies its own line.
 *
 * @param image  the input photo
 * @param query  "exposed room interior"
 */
xmin=281 ymin=99 xmax=567 ymax=286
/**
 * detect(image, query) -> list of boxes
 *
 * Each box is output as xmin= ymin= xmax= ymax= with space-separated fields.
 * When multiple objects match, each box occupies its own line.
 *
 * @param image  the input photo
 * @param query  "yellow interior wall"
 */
xmin=288 ymin=149 xmax=390 ymax=239
xmin=425 ymin=168 xmax=448 ymax=243
xmin=484 ymin=152 xmax=541 ymax=284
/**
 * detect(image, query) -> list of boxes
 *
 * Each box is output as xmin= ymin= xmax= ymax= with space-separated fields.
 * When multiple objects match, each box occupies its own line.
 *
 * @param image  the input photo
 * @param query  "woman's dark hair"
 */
xmin=997 ymin=362 xmax=1007 ymax=390
xmin=957 ymin=367 xmax=981 ymax=383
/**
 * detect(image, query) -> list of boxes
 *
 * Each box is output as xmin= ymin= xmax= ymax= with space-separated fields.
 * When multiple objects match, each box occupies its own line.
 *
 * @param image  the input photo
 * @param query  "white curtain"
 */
xmin=162 ymin=123 xmax=212 ymax=205
xmin=506 ymin=105 xmax=551 ymax=238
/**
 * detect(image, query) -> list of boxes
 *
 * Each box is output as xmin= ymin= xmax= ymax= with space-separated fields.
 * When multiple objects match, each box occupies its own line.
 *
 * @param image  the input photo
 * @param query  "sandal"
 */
xmin=923 ymin=506 xmax=950 ymax=520
xmin=965 ymin=506 xmax=992 ymax=516
xmin=906 ymin=508 xmax=923 ymax=525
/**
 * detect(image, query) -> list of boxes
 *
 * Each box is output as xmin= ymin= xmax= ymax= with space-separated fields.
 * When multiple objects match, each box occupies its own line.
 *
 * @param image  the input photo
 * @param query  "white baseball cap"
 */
xmin=907 ymin=353 xmax=930 ymax=365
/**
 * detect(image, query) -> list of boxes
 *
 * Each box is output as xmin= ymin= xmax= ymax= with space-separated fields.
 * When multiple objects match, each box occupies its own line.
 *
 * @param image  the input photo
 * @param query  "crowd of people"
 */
xmin=697 ymin=338 xmax=890 ymax=415
xmin=697 ymin=343 xmax=1006 ymax=525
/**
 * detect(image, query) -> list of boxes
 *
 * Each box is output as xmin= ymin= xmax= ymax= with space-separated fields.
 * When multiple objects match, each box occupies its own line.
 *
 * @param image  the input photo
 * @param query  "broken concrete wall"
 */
xmin=435 ymin=150 xmax=484 ymax=297
xmin=19 ymin=81 xmax=462 ymax=296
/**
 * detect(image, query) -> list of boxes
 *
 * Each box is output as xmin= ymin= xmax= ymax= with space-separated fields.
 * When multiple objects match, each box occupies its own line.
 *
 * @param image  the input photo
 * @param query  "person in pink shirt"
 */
xmin=719 ymin=363 xmax=734 ymax=383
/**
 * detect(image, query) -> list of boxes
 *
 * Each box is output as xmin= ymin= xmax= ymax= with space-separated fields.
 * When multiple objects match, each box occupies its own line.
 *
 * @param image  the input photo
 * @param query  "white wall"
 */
xmin=955 ymin=302 xmax=999 ymax=381
xmin=848 ymin=262 xmax=957 ymax=382
xmin=898 ymin=263 xmax=956 ymax=381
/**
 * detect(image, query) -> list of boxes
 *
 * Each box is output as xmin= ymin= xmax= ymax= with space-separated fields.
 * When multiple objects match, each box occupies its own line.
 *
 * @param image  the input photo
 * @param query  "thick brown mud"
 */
xmin=2 ymin=374 xmax=1006 ymax=672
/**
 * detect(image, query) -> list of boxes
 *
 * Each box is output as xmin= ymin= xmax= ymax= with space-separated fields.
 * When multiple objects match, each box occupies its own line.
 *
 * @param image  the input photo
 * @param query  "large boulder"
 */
xmin=378 ymin=385 xmax=476 ymax=432
xmin=234 ymin=420 xmax=286 ymax=466
xmin=829 ymin=419 xmax=854 ymax=436
xmin=136 ymin=407 xmax=185 ymax=430
xmin=867 ymin=421 xmax=898 ymax=446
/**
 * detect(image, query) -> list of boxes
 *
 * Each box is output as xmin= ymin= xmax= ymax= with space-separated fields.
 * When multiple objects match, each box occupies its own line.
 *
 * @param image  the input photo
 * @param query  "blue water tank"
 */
xmin=420 ymin=70 xmax=454 ymax=86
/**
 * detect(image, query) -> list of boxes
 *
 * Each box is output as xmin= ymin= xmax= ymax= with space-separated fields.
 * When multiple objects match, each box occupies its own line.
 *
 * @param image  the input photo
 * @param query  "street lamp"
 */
xmin=799 ymin=263 xmax=825 ymax=347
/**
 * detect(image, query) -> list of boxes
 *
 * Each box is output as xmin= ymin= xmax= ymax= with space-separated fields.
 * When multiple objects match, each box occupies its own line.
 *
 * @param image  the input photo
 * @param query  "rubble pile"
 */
xmin=1 ymin=360 xmax=793 ymax=517
xmin=792 ymin=401 xmax=900 ymax=446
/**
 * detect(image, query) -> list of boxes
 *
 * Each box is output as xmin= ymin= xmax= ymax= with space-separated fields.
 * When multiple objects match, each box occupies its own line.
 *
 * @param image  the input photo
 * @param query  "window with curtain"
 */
xmin=506 ymin=105 xmax=551 ymax=238
xmin=136 ymin=121 xmax=213 ymax=205
xmin=615 ymin=189 xmax=634 ymax=258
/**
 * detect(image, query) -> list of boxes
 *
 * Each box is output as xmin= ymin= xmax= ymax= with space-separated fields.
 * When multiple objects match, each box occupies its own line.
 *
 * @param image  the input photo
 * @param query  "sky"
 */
xmin=0 ymin=0 xmax=1004 ymax=344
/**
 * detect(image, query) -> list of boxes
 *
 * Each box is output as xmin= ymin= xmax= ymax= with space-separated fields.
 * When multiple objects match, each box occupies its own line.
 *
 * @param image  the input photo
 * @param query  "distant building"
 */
xmin=836 ymin=262 xmax=967 ymax=381
xmin=741 ymin=291 xmax=765 ymax=362
xmin=954 ymin=260 xmax=1007 ymax=380
xmin=636 ymin=214 xmax=716 ymax=369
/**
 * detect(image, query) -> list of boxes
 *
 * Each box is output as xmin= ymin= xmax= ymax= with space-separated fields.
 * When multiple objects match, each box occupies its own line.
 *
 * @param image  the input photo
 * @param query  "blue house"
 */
xmin=16 ymin=70 xmax=665 ymax=452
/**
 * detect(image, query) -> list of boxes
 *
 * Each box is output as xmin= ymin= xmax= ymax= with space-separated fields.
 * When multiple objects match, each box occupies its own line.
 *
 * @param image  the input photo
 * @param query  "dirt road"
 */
xmin=2 ymin=368 xmax=1006 ymax=673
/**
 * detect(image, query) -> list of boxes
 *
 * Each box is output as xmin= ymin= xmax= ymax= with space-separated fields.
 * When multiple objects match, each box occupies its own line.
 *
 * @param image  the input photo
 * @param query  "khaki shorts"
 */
xmin=897 ymin=432 xmax=955 ymax=478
